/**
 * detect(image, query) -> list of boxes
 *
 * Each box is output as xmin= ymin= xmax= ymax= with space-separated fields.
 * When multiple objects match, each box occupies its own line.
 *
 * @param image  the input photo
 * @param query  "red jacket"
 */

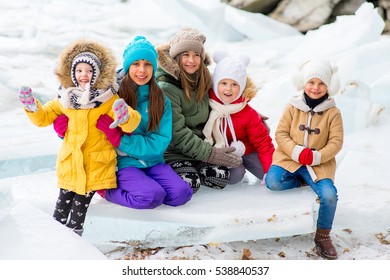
xmin=208 ymin=78 xmax=275 ymax=173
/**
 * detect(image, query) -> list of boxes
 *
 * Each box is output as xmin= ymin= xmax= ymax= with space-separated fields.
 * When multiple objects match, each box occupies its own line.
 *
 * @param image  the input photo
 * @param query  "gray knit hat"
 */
xmin=169 ymin=27 xmax=206 ymax=60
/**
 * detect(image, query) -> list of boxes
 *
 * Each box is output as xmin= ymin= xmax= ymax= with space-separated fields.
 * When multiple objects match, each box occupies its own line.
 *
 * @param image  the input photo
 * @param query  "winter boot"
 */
xmin=314 ymin=228 xmax=338 ymax=259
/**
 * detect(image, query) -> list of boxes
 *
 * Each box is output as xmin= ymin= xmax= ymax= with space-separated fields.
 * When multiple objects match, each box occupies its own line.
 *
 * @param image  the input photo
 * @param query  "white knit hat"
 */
xmin=212 ymin=50 xmax=250 ymax=103
xmin=292 ymin=58 xmax=340 ymax=96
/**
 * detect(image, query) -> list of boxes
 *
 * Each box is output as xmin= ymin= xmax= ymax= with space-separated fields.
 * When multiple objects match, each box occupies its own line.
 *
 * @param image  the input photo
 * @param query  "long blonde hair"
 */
xmin=176 ymin=54 xmax=211 ymax=102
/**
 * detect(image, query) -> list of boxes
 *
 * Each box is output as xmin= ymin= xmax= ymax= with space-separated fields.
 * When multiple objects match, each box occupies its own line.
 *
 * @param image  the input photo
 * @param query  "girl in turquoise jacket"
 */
xmin=97 ymin=36 xmax=193 ymax=209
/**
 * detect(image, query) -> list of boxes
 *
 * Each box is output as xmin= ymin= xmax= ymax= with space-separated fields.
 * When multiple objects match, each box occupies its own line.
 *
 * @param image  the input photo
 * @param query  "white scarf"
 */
xmin=203 ymin=99 xmax=246 ymax=148
xmin=57 ymin=83 xmax=118 ymax=109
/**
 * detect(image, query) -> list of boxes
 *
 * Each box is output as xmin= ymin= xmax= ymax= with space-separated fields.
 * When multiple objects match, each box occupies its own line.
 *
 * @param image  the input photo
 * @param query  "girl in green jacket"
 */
xmin=156 ymin=27 xmax=242 ymax=194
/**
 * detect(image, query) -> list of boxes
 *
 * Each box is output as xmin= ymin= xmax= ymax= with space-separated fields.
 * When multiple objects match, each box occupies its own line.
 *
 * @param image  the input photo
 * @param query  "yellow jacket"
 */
xmin=26 ymin=97 xmax=140 ymax=195
xmin=24 ymin=39 xmax=141 ymax=195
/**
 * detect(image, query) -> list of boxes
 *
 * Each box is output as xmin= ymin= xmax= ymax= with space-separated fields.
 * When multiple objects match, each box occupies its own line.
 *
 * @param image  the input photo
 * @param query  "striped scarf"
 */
xmin=57 ymin=83 xmax=118 ymax=109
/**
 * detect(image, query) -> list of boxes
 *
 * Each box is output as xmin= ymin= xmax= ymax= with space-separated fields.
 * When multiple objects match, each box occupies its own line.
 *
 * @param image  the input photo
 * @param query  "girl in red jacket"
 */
xmin=203 ymin=51 xmax=274 ymax=185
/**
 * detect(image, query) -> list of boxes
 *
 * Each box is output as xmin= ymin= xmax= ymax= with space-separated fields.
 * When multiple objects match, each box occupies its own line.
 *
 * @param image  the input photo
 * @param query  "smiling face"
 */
xmin=128 ymin=59 xmax=153 ymax=85
xmin=217 ymin=78 xmax=241 ymax=104
xmin=75 ymin=62 xmax=93 ymax=89
xmin=180 ymin=51 xmax=201 ymax=74
xmin=304 ymin=78 xmax=328 ymax=99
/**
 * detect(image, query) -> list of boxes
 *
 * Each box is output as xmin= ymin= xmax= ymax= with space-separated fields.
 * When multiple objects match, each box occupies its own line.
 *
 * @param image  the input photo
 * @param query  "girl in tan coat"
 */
xmin=265 ymin=59 xmax=343 ymax=259
xmin=18 ymin=39 xmax=141 ymax=236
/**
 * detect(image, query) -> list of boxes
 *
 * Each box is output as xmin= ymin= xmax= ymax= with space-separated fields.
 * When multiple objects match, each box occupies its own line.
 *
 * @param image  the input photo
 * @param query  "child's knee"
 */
xmin=321 ymin=190 xmax=338 ymax=207
xmin=265 ymin=173 xmax=283 ymax=191
xmin=165 ymin=183 xmax=193 ymax=206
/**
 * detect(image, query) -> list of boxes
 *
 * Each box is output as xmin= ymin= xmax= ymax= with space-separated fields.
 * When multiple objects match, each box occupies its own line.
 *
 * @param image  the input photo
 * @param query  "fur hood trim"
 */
xmin=55 ymin=38 xmax=117 ymax=89
xmin=209 ymin=76 xmax=258 ymax=104
xmin=156 ymin=43 xmax=212 ymax=80
xmin=242 ymin=76 xmax=257 ymax=101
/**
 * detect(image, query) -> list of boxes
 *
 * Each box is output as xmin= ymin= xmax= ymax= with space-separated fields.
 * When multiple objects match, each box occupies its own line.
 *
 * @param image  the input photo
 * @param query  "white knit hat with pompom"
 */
xmin=291 ymin=58 xmax=340 ymax=96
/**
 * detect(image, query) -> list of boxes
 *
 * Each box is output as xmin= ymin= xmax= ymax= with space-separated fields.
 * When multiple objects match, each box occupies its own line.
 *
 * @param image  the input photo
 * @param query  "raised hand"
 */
xmin=109 ymin=98 xmax=130 ymax=129
xmin=19 ymin=86 xmax=38 ymax=112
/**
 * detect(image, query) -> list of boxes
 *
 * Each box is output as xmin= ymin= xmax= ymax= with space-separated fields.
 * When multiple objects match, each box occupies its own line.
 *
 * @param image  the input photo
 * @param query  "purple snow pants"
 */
xmin=105 ymin=163 xmax=193 ymax=209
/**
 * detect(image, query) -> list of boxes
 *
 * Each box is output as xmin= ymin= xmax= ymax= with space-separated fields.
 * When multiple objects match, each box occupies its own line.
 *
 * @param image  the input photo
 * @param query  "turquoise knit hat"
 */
xmin=122 ymin=36 xmax=158 ymax=74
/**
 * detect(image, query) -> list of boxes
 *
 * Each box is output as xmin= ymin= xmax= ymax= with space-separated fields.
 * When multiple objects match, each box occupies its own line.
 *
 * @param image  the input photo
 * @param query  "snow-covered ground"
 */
xmin=0 ymin=0 xmax=390 ymax=278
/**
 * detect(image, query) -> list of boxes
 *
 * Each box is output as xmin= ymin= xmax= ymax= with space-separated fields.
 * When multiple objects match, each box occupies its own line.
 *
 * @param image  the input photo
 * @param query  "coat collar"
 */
xmin=289 ymin=93 xmax=336 ymax=112
xmin=137 ymin=85 xmax=150 ymax=102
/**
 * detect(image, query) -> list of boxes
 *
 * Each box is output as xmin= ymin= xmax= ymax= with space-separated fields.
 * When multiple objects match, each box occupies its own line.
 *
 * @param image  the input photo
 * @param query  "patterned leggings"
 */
xmin=168 ymin=160 xmax=230 ymax=194
xmin=52 ymin=188 xmax=95 ymax=234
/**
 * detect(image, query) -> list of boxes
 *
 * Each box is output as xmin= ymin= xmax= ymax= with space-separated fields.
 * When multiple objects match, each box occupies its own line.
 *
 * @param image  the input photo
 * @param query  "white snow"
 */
xmin=0 ymin=0 xmax=389 ymax=277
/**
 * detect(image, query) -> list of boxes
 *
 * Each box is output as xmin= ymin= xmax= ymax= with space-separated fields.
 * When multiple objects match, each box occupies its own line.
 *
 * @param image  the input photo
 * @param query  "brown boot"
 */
xmin=314 ymin=228 xmax=338 ymax=259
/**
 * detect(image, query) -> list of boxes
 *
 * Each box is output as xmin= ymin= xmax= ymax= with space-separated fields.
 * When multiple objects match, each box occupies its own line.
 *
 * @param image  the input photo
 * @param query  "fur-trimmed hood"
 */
xmin=55 ymin=38 xmax=117 ymax=89
xmin=241 ymin=76 xmax=257 ymax=101
xmin=156 ymin=43 xmax=212 ymax=80
xmin=209 ymin=76 xmax=257 ymax=104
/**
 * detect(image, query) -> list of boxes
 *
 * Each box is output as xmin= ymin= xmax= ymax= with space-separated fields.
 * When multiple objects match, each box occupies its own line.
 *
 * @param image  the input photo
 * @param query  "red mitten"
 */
xmin=96 ymin=114 xmax=122 ymax=147
xmin=53 ymin=115 xmax=69 ymax=138
xmin=298 ymin=148 xmax=313 ymax=165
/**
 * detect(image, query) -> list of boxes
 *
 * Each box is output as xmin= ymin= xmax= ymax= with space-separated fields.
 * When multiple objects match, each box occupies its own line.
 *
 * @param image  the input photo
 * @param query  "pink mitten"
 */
xmin=53 ymin=115 xmax=69 ymax=138
xmin=19 ymin=86 xmax=38 ymax=112
xmin=109 ymin=98 xmax=129 ymax=128
xmin=96 ymin=114 xmax=122 ymax=147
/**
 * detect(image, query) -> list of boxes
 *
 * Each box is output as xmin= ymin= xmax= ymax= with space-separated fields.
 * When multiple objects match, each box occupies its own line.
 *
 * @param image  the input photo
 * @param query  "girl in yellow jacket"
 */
xmin=265 ymin=59 xmax=343 ymax=259
xmin=18 ymin=39 xmax=141 ymax=236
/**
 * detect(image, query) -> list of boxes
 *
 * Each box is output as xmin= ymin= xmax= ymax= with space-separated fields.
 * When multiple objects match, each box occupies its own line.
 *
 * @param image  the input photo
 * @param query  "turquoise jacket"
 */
xmin=117 ymin=84 xmax=172 ymax=169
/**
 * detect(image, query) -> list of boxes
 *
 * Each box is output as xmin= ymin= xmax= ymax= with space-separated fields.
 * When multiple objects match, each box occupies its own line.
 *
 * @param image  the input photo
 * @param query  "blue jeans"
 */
xmin=265 ymin=165 xmax=338 ymax=229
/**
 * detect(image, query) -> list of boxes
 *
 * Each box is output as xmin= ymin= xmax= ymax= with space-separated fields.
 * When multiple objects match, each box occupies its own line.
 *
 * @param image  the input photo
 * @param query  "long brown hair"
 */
xmin=176 ymin=54 xmax=211 ymax=102
xmin=118 ymin=74 xmax=164 ymax=132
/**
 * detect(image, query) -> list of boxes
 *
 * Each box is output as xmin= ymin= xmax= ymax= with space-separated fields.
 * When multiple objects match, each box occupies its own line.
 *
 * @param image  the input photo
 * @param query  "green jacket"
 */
xmin=156 ymin=43 xmax=212 ymax=162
